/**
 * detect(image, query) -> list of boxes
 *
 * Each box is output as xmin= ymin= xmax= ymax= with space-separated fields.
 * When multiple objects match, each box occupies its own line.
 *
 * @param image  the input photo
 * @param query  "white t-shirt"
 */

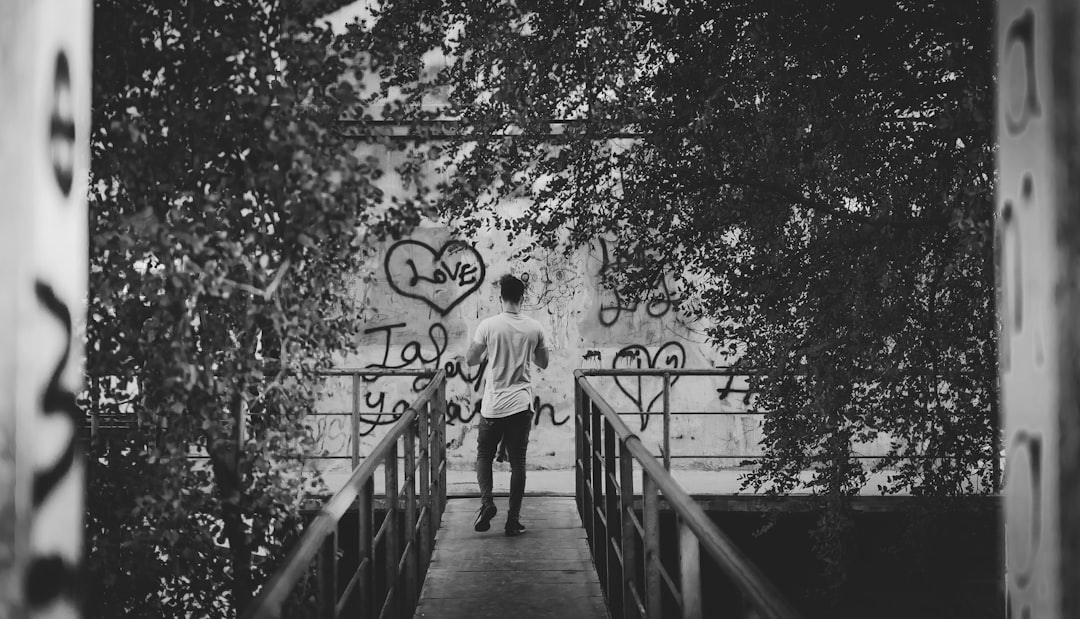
xmin=473 ymin=312 xmax=547 ymax=418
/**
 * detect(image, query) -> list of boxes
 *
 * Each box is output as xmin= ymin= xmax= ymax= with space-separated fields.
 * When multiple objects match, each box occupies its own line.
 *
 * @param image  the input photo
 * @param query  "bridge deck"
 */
xmin=413 ymin=497 xmax=607 ymax=619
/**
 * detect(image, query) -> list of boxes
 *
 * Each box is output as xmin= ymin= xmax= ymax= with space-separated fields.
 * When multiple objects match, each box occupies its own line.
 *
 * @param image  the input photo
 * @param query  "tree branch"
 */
xmin=710 ymin=176 xmax=948 ymax=229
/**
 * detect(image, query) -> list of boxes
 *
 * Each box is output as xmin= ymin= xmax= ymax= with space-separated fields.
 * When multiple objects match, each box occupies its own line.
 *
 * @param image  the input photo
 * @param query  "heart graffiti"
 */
xmin=384 ymin=240 xmax=486 ymax=315
xmin=612 ymin=342 xmax=687 ymax=430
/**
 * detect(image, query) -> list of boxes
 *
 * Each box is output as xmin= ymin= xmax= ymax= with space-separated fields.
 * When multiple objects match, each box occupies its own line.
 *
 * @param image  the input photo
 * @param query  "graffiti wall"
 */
xmin=309 ymin=215 xmax=767 ymax=474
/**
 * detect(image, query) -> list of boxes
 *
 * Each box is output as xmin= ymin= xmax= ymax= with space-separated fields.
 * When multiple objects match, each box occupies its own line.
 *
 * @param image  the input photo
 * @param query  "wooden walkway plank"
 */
xmin=413 ymin=497 xmax=608 ymax=619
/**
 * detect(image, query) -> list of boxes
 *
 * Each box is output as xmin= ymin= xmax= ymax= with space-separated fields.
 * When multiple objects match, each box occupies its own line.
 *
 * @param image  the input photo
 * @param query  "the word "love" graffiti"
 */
xmin=385 ymin=240 xmax=486 ymax=315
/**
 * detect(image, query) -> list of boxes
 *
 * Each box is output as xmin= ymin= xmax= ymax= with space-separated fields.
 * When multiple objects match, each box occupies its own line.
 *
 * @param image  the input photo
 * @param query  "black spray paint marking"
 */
xmin=596 ymin=238 xmax=680 ymax=326
xmin=715 ymin=373 xmax=754 ymax=405
xmin=531 ymin=395 xmax=569 ymax=427
xmin=363 ymin=321 xmax=447 ymax=390
xmin=355 ymin=391 xmax=408 ymax=438
xmin=1007 ymin=431 xmax=1042 ymax=590
xmin=31 ymin=282 xmax=81 ymax=504
xmin=384 ymin=240 xmax=486 ymax=315
xmin=447 ymin=399 xmax=482 ymax=425
xmin=1004 ymin=9 xmax=1040 ymax=136
xmin=49 ymin=52 xmax=75 ymax=197
xmin=362 ymin=321 xmax=486 ymax=392
xmin=27 ymin=282 xmax=82 ymax=606
xmin=612 ymin=342 xmax=687 ymax=431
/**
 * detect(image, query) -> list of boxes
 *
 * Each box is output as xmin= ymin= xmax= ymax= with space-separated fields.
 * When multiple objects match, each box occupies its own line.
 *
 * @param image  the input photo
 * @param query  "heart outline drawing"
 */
xmin=612 ymin=342 xmax=687 ymax=430
xmin=384 ymin=240 xmax=486 ymax=316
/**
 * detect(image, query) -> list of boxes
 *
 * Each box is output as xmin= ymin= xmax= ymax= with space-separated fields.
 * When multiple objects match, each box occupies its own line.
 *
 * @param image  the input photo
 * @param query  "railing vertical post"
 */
xmin=620 ymin=440 xmax=639 ymax=619
xmin=418 ymin=400 xmax=432 ymax=578
xmin=575 ymin=377 xmax=584 ymax=520
xmin=90 ymin=397 xmax=99 ymax=440
xmin=358 ymin=476 xmax=375 ymax=619
xmin=643 ymin=474 xmax=662 ymax=619
xmin=604 ymin=419 xmax=622 ymax=619
xmin=317 ymin=528 xmax=338 ymax=619
xmin=403 ymin=416 xmax=418 ymax=611
xmin=434 ymin=378 xmax=447 ymax=522
xmin=351 ymin=372 xmax=362 ymax=470
xmin=580 ymin=387 xmax=594 ymax=548
xmin=662 ymin=373 xmax=671 ymax=472
xmin=384 ymin=441 xmax=399 ymax=614
xmin=590 ymin=402 xmax=606 ymax=583
xmin=678 ymin=519 xmax=702 ymax=619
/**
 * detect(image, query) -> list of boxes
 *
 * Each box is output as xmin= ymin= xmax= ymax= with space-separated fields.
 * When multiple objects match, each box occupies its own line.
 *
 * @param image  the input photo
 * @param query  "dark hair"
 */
xmin=499 ymin=274 xmax=526 ymax=304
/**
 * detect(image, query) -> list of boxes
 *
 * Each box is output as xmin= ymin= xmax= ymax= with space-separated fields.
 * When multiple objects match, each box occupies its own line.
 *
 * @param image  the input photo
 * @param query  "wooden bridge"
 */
xmin=414 ymin=497 xmax=605 ymax=619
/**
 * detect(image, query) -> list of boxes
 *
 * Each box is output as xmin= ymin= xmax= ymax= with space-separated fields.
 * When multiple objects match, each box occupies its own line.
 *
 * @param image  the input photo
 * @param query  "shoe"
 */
xmin=474 ymin=503 xmax=497 ymax=532
xmin=504 ymin=519 xmax=526 ymax=537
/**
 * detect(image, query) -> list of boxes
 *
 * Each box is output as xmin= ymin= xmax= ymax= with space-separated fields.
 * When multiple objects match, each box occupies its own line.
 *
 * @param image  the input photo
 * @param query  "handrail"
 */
xmin=574 ymin=370 xmax=803 ymax=619
xmin=317 ymin=368 xmax=436 ymax=376
xmin=242 ymin=369 xmax=447 ymax=619
xmin=313 ymin=367 xmax=442 ymax=469
xmin=577 ymin=368 xmax=762 ymax=377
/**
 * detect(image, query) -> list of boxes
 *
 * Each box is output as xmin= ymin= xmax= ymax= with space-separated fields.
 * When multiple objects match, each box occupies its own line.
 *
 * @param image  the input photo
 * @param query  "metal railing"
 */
xmin=574 ymin=370 xmax=802 ymax=619
xmin=576 ymin=368 xmax=999 ymax=490
xmin=577 ymin=368 xmax=758 ymax=471
xmin=242 ymin=369 xmax=448 ymax=619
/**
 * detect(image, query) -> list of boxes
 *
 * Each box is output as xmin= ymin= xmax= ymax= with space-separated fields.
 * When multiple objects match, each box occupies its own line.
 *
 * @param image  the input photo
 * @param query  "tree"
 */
xmin=362 ymin=0 xmax=997 ymax=609
xmin=85 ymin=1 xmax=407 ymax=615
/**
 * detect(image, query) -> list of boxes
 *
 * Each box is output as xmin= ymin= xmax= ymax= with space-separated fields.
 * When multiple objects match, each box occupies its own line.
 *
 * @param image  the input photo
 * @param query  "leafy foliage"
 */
xmin=363 ymin=0 xmax=998 ymax=607
xmin=85 ymin=1 xmax=402 ymax=615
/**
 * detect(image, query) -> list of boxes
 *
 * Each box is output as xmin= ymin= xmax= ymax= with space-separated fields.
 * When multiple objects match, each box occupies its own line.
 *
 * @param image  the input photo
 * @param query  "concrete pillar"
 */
xmin=0 ymin=0 xmax=91 ymax=616
xmin=998 ymin=1 xmax=1080 ymax=617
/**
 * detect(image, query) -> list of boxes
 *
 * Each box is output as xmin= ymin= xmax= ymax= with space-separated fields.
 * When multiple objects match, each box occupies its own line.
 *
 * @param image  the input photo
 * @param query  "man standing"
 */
xmin=465 ymin=274 xmax=548 ymax=536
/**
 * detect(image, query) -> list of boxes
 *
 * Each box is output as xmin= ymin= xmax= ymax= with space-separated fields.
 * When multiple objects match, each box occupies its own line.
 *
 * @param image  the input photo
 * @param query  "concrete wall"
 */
xmin=311 ymin=213 xmax=763 ymax=474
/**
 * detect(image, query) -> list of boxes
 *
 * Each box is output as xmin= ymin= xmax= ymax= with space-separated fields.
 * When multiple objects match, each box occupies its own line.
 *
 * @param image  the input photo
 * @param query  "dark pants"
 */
xmin=475 ymin=410 xmax=533 ymax=520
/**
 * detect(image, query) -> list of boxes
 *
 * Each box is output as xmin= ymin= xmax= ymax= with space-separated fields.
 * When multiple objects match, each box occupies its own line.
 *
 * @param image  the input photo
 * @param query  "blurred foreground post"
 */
xmin=997 ymin=1 xmax=1080 ymax=617
xmin=0 ymin=0 xmax=91 ymax=616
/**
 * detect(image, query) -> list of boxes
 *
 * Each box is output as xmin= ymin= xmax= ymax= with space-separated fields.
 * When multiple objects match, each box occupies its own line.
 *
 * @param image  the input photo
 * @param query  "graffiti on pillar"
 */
xmin=384 ymin=239 xmax=485 ymax=315
xmin=50 ymin=53 xmax=76 ymax=197
xmin=1003 ymin=9 xmax=1040 ymax=135
xmin=1005 ymin=431 xmax=1042 ymax=591
xmin=998 ymin=4 xmax=1054 ymax=618
xmin=26 ymin=282 xmax=82 ymax=607
xmin=19 ymin=37 xmax=89 ymax=615
xmin=612 ymin=342 xmax=687 ymax=431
